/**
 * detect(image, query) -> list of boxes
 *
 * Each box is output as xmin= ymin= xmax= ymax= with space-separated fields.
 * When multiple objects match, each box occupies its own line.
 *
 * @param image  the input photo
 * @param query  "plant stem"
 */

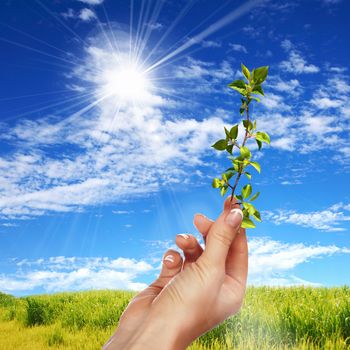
xmin=229 ymin=96 xmax=251 ymax=203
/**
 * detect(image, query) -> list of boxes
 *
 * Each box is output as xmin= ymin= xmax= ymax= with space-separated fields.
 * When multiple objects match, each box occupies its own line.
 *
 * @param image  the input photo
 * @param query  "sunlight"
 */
xmin=101 ymin=63 xmax=150 ymax=102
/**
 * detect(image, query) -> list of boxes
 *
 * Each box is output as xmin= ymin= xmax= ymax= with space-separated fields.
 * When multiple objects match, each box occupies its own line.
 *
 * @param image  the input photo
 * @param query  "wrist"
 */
xmin=124 ymin=314 xmax=187 ymax=350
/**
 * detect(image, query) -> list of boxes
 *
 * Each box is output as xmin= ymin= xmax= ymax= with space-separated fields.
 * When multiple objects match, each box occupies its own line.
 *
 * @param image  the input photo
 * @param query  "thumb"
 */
xmin=200 ymin=206 xmax=243 ymax=268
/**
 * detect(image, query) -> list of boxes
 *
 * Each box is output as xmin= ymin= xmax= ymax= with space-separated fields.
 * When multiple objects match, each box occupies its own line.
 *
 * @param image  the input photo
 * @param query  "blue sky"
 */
xmin=0 ymin=0 xmax=349 ymax=296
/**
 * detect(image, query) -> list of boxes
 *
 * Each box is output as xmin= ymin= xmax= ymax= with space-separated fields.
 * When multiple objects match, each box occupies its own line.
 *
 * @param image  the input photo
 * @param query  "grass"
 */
xmin=0 ymin=287 xmax=349 ymax=349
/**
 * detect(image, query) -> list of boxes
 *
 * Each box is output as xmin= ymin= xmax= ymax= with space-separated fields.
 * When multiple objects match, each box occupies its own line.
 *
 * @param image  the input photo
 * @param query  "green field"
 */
xmin=0 ymin=287 xmax=349 ymax=349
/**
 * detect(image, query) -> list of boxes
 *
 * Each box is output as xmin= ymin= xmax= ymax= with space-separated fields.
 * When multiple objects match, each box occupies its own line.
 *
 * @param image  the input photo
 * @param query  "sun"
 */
xmin=100 ymin=63 xmax=151 ymax=103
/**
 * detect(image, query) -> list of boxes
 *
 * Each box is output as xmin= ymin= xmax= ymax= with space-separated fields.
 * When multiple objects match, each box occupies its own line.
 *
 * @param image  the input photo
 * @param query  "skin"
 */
xmin=103 ymin=196 xmax=248 ymax=349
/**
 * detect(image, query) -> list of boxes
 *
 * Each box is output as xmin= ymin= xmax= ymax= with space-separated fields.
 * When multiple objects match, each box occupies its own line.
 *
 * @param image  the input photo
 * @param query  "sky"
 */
xmin=0 ymin=0 xmax=349 ymax=296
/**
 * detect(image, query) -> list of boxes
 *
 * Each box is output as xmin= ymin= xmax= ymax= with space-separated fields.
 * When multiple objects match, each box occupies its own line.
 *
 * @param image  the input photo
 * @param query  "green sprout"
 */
xmin=211 ymin=63 xmax=270 ymax=229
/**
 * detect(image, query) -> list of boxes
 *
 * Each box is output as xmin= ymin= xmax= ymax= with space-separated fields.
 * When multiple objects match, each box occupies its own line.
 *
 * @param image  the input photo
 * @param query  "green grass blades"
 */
xmin=0 ymin=287 xmax=350 ymax=349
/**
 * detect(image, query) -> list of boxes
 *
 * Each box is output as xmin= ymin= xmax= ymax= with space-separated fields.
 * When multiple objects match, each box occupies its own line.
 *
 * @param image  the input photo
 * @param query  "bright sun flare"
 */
xmin=101 ymin=64 xmax=150 ymax=102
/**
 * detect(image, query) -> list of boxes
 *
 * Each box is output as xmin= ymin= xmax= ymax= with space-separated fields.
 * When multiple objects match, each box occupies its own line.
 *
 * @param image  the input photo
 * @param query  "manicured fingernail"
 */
xmin=225 ymin=208 xmax=243 ymax=229
xmin=164 ymin=255 xmax=175 ymax=263
xmin=178 ymin=233 xmax=190 ymax=240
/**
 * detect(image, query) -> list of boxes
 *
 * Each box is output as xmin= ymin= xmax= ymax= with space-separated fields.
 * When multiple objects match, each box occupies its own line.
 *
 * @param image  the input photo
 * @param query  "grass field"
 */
xmin=0 ymin=286 xmax=349 ymax=349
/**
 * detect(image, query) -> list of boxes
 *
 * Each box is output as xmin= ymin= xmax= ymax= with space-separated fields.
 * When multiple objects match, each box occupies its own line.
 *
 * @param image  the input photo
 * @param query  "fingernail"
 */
xmin=225 ymin=208 xmax=243 ymax=229
xmin=164 ymin=255 xmax=175 ymax=263
xmin=178 ymin=233 xmax=190 ymax=240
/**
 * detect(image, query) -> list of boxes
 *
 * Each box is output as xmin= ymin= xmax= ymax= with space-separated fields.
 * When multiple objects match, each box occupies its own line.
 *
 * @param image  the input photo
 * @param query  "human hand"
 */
xmin=103 ymin=196 xmax=248 ymax=349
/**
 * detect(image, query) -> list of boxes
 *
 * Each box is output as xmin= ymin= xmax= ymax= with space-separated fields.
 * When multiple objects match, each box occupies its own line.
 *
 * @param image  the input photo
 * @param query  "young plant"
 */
xmin=211 ymin=63 xmax=270 ymax=229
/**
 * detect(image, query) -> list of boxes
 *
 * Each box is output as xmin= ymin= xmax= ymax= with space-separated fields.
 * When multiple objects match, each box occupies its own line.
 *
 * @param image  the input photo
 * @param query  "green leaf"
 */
xmin=224 ymin=127 xmax=231 ymax=139
xmin=240 ymin=108 xmax=245 ymax=115
xmin=245 ymin=172 xmax=252 ymax=180
xmin=252 ymin=209 xmax=262 ymax=222
xmin=241 ymin=217 xmax=256 ymax=229
xmin=250 ymin=161 xmax=261 ymax=173
xmin=256 ymin=139 xmax=262 ymax=150
xmin=212 ymin=178 xmax=221 ymax=188
xmin=252 ymin=96 xmax=261 ymax=103
xmin=212 ymin=139 xmax=227 ymax=151
xmin=228 ymin=79 xmax=245 ymax=89
xmin=243 ymin=202 xmax=256 ymax=215
xmin=240 ymin=146 xmax=251 ymax=159
xmin=228 ymin=80 xmax=246 ymax=94
xmin=241 ymin=63 xmax=250 ymax=80
xmin=243 ymin=120 xmax=253 ymax=131
xmin=256 ymin=131 xmax=270 ymax=144
xmin=226 ymin=144 xmax=233 ymax=154
xmin=250 ymin=191 xmax=260 ymax=201
xmin=242 ymin=208 xmax=250 ymax=218
xmin=223 ymin=171 xmax=234 ymax=182
xmin=230 ymin=125 xmax=238 ymax=139
xmin=252 ymin=84 xmax=264 ymax=96
xmin=253 ymin=120 xmax=257 ymax=130
xmin=234 ymin=194 xmax=243 ymax=201
xmin=252 ymin=66 xmax=269 ymax=84
xmin=220 ymin=186 xmax=228 ymax=196
xmin=242 ymin=184 xmax=252 ymax=198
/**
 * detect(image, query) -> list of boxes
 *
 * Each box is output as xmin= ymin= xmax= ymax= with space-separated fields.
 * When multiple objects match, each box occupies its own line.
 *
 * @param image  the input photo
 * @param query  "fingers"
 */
xmin=175 ymin=233 xmax=203 ymax=268
xmin=193 ymin=214 xmax=214 ymax=244
xmin=198 ymin=196 xmax=243 ymax=268
xmin=225 ymin=228 xmax=248 ymax=287
xmin=147 ymin=249 xmax=183 ymax=292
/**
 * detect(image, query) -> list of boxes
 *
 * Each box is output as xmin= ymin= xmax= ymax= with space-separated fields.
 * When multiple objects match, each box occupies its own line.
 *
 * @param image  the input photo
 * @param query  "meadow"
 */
xmin=0 ymin=287 xmax=349 ymax=349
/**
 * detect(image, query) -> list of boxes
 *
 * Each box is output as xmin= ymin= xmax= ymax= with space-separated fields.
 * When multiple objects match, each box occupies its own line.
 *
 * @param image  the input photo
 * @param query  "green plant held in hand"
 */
xmin=211 ymin=63 xmax=270 ymax=229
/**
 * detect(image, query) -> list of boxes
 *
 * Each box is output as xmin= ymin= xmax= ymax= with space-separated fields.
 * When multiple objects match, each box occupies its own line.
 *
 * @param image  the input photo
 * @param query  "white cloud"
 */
xmin=261 ymin=92 xmax=291 ymax=111
xmin=0 ymin=256 xmax=153 ymax=293
xmin=322 ymin=0 xmax=342 ymax=4
xmin=229 ymin=43 xmax=247 ymax=53
xmin=174 ymin=57 xmax=234 ymax=81
xmin=201 ymin=40 xmax=221 ymax=48
xmin=327 ymin=66 xmax=347 ymax=73
xmin=281 ymin=39 xmax=293 ymax=51
xmin=310 ymin=97 xmax=343 ymax=109
xmin=0 ymin=30 xmax=229 ymax=219
xmin=280 ymin=51 xmax=319 ymax=74
xmin=269 ymin=76 xmax=301 ymax=96
xmin=61 ymin=8 xmax=75 ymax=20
xmin=2 ymin=236 xmax=349 ymax=293
xmin=248 ymin=237 xmax=350 ymax=285
xmin=146 ymin=22 xmax=163 ymax=31
xmin=77 ymin=0 xmax=104 ymax=5
xmin=79 ymin=8 xmax=96 ymax=21
xmin=112 ymin=210 xmax=134 ymax=215
xmin=264 ymin=202 xmax=350 ymax=231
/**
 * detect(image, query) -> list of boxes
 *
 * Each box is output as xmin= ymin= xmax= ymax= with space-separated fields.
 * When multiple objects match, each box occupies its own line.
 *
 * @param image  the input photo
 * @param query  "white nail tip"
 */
xmin=178 ymin=233 xmax=190 ymax=239
xmin=230 ymin=208 xmax=243 ymax=218
xmin=164 ymin=255 xmax=175 ymax=263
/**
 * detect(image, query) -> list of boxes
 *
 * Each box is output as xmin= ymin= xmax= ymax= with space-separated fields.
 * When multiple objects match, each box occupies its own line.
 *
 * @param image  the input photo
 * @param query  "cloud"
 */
xmin=61 ymin=8 xmax=75 ymax=20
xmin=146 ymin=22 xmax=163 ymax=31
xmin=174 ymin=57 xmax=235 ymax=81
xmin=229 ymin=43 xmax=248 ymax=53
xmin=79 ymin=8 xmax=96 ymax=21
xmin=112 ymin=210 xmax=135 ymax=215
xmin=322 ymin=0 xmax=342 ymax=4
xmin=248 ymin=237 xmax=350 ymax=285
xmin=0 ymin=256 xmax=153 ymax=294
xmin=77 ymin=0 xmax=104 ymax=5
xmin=280 ymin=51 xmax=319 ymax=74
xmin=2 ymin=237 xmax=349 ymax=294
xmin=0 ymin=30 xmax=229 ymax=219
xmin=281 ymin=39 xmax=293 ymax=52
xmin=1 ymin=27 xmax=349 ymax=220
xmin=201 ymin=40 xmax=222 ymax=48
xmin=269 ymin=76 xmax=301 ymax=96
xmin=264 ymin=202 xmax=350 ymax=231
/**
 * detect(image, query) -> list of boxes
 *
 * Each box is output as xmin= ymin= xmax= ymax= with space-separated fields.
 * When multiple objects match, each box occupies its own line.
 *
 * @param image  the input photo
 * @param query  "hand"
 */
xmin=103 ymin=196 xmax=248 ymax=349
